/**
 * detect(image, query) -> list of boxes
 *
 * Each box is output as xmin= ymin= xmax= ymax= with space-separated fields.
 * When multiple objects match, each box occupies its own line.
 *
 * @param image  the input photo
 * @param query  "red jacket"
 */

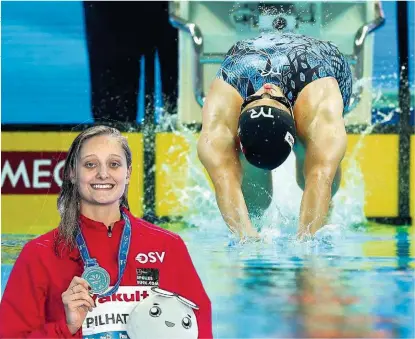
xmin=0 ymin=208 xmax=212 ymax=338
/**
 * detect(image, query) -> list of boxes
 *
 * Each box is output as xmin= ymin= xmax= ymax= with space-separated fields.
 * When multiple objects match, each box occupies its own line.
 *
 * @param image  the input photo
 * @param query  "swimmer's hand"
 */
xmin=62 ymin=276 xmax=96 ymax=334
xmin=240 ymin=229 xmax=262 ymax=244
xmin=228 ymin=228 xmax=261 ymax=246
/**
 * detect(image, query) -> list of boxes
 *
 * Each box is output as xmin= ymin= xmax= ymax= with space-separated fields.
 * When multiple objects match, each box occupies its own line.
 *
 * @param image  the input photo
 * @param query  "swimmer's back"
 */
xmin=216 ymin=32 xmax=352 ymax=110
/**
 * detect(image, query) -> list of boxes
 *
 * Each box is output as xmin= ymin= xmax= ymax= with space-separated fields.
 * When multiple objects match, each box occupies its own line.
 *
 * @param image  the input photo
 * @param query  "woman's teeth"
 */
xmin=91 ymin=184 xmax=114 ymax=189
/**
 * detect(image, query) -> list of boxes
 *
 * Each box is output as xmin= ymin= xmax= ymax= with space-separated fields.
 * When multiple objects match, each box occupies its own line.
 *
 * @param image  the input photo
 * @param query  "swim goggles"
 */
xmin=241 ymin=93 xmax=294 ymax=118
xmin=151 ymin=287 xmax=199 ymax=310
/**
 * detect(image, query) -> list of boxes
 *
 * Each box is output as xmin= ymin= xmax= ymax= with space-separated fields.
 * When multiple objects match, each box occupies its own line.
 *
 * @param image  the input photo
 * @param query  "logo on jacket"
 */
xmin=136 ymin=268 xmax=159 ymax=287
xmin=135 ymin=251 xmax=165 ymax=264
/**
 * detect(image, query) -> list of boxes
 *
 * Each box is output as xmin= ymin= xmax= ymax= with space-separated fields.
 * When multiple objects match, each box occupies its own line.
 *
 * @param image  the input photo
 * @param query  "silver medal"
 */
xmin=82 ymin=266 xmax=110 ymax=295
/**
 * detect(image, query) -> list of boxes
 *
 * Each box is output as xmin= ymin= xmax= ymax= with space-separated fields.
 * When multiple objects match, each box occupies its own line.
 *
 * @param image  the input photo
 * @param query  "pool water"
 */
xmin=1 ymin=129 xmax=414 ymax=338
xmin=2 ymin=222 xmax=414 ymax=338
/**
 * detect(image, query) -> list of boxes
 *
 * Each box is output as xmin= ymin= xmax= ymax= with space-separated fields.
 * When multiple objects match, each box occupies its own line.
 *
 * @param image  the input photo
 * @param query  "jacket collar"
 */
xmin=67 ymin=207 xmax=131 ymax=261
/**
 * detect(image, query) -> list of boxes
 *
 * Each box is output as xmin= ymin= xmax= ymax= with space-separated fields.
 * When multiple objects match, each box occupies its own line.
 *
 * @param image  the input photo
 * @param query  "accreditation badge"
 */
xmin=82 ymin=286 xmax=151 ymax=339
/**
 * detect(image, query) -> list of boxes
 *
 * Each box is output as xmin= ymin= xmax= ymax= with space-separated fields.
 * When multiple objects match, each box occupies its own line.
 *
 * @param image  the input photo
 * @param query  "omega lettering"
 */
xmin=1 ymin=152 xmax=66 ymax=194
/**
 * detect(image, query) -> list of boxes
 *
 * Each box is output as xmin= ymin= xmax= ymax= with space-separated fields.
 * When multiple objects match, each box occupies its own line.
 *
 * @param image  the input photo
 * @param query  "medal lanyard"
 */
xmin=76 ymin=211 xmax=131 ymax=297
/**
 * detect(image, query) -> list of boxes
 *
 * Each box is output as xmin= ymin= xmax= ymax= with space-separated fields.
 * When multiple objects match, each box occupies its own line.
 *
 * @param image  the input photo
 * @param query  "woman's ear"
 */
xmin=126 ymin=166 xmax=132 ymax=184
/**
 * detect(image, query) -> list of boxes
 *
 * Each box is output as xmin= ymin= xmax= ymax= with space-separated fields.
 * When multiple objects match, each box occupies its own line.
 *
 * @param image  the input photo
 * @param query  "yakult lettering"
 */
xmin=92 ymin=290 xmax=149 ymax=305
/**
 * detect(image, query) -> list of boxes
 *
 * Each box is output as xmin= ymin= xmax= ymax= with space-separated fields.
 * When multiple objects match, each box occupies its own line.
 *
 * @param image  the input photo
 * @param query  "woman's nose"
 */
xmin=96 ymin=166 xmax=109 ymax=179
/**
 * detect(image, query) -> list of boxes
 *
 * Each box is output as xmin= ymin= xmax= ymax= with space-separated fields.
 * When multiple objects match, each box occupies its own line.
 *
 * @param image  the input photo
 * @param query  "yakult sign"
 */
xmin=1 ymin=152 xmax=67 ymax=194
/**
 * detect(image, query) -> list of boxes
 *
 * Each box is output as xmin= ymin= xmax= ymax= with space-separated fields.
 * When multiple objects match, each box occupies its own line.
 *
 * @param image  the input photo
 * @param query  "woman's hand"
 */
xmin=61 ymin=276 xmax=96 ymax=335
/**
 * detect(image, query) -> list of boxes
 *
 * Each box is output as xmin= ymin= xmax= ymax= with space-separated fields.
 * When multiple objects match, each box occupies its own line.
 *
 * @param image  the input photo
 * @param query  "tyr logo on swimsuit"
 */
xmin=135 ymin=251 xmax=165 ymax=264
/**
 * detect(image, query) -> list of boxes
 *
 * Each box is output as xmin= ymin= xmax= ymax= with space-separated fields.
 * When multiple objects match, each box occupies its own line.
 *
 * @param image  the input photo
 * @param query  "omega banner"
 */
xmin=1 ymin=151 xmax=67 ymax=194
xmin=1 ymin=132 xmax=143 ymax=234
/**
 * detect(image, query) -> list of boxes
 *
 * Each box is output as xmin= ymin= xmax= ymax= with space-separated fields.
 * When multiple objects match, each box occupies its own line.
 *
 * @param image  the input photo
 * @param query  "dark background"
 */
xmin=1 ymin=1 xmax=414 ymax=125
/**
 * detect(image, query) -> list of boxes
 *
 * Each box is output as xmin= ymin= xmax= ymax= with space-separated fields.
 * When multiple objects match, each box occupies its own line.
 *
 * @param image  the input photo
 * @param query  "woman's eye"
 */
xmin=85 ymin=162 xmax=96 ymax=168
xmin=110 ymin=162 xmax=120 ymax=168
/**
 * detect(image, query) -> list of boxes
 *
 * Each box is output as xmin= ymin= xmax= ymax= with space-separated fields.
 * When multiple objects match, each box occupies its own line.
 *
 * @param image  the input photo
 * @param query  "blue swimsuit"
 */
xmin=216 ymin=32 xmax=353 ymax=111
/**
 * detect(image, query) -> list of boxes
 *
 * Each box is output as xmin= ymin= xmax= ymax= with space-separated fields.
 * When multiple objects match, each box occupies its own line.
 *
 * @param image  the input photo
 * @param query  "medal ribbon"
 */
xmin=76 ymin=211 xmax=131 ymax=297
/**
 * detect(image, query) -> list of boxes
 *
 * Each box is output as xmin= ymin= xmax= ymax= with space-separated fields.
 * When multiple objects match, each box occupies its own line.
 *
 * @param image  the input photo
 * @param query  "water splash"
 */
xmin=153 ymin=80 xmax=398 ymax=242
xmin=155 ymin=113 xmax=226 ymax=238
xmin=331 ymin=84 xmax=398 ymax=229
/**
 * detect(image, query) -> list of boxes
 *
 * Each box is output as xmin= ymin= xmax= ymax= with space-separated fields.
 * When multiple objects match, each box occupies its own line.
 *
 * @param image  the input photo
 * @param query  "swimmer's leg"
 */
xmin=239 ymin=154 xmax=273 ymax=222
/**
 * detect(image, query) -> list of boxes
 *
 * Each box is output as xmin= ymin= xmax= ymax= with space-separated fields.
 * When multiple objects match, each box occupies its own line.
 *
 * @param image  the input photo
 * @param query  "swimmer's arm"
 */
xmin=297 ymin=95 xmax=346 ymax=238
xmin=198 ymin=125 xmax=257 ymax=239
xmin=197 ymin=80 xmax=258 ymax=239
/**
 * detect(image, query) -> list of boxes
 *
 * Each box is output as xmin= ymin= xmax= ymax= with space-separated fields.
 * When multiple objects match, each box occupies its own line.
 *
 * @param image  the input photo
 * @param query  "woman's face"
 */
xmin=76 ymin=135 xmax=131 ymax=208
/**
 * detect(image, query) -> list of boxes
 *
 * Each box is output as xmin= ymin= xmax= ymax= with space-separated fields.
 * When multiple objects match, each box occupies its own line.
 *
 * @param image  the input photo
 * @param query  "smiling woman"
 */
xmin=57 ymin=127 xmax=133 ymax=247
xmin=0 ymin=125 xmax=212 ymax=339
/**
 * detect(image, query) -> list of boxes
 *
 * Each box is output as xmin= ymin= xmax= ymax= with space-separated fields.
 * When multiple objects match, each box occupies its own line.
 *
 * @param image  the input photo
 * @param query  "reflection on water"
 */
xmin=179 ymin=224 xmax=414 ymax=338
xmin=1 ymin=225 xmax=414 ymax=338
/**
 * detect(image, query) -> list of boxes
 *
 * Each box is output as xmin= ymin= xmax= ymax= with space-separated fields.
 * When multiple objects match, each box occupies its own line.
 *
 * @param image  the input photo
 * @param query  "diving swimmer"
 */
xmin=197 ymin=32 xmax=353 ymax=241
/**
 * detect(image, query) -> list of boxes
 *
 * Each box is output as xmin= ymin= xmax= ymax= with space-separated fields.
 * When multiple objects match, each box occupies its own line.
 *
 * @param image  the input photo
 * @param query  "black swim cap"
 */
xmin=238 ymin=105 xmax=296 ymax=170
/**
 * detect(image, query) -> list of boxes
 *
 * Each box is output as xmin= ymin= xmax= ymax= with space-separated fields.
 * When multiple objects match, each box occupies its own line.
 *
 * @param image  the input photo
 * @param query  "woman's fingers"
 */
xmin=69 ymin=299 xmax=94 ymax=313
xmin=68 ymin=290 xmax=96 ymax=309
xmin=68 ymin=276 xmax=91 ymax=291
xmin=62 ymin=284 xmax=96 ymax=310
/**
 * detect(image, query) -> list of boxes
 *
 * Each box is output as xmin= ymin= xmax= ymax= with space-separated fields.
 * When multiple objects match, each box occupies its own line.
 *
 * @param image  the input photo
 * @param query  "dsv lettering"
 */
xmin=92 ymin=290 xmax=149 ymax=305
xmin=135 ymin=251 xmax=165 ymax=264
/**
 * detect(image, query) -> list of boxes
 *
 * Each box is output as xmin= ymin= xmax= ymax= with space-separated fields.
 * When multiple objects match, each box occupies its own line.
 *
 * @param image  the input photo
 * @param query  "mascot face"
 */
xmin=126 ymin=287 xmax=198 ymax=339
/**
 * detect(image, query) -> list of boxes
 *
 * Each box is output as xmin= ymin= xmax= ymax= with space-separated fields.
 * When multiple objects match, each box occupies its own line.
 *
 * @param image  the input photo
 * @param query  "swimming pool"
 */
xmin=1 ymin=121 xmax=414 ymax=338
xmin=1 ymin=1 xmax=414 ymax=337
xmin=2 ymin=220 xmax=414 ymax=338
